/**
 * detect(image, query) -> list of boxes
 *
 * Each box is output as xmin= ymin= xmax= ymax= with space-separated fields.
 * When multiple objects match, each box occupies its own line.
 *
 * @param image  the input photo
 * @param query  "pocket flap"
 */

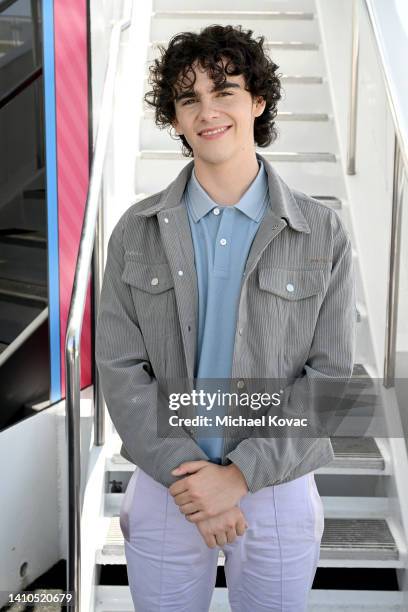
xmin=122 ymin=260 xmax=174 ymax=294
xmin=258 ymin=267 xmax=326 ymax=300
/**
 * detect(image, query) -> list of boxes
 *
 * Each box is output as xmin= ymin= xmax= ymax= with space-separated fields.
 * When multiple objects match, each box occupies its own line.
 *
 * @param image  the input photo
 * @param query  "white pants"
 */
xmin=120 ymin=467 xmax=324 ymax=612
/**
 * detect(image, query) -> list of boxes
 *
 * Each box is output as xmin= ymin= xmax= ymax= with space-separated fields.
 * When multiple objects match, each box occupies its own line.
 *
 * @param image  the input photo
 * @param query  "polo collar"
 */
xmin=186 ymin=159 xmax=268 ymax=223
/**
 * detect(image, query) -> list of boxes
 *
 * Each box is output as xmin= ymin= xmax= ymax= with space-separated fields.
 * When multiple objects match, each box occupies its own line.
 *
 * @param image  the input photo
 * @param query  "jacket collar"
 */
xmin=134 ymin=152 xmax=311 ymax=234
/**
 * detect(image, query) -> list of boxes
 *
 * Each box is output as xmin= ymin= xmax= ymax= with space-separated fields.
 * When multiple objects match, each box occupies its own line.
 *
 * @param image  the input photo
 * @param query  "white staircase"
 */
xmin=91 ymin=0 xmax=408 ymax=609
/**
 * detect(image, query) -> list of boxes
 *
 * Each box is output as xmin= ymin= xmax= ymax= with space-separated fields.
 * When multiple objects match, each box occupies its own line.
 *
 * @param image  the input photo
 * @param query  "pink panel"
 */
xmin=54 ymin=0 xmax=91 ymax=395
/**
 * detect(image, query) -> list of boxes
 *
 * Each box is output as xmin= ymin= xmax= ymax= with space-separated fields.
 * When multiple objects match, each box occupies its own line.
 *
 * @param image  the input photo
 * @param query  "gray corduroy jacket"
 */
xmin=95 ymin=152 xmax=356 ymax=493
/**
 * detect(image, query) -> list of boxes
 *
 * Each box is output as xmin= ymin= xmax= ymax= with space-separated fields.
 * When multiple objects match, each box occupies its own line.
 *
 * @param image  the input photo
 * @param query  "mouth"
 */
xmin=198 ymin=125 xmax=232 ymax=140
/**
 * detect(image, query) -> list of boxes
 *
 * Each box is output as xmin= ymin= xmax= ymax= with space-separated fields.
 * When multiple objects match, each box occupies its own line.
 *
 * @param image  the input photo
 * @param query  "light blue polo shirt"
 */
xmin=183 ymin=159 xmax=269 ymax=461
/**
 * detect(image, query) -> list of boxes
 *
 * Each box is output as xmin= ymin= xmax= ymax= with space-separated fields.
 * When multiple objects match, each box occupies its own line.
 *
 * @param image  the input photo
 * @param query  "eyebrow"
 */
xmin=174 ymin=81 xmax=241 ymax=103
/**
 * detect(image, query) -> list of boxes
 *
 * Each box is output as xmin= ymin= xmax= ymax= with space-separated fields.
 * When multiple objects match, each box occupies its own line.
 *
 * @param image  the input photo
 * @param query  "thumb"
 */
xmin=171 ymin=461 xmax=207 ymax=475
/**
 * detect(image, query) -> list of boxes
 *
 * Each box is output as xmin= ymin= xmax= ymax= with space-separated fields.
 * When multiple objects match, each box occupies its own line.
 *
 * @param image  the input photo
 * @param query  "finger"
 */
xmin=173 ymin=492 xmax=194 ymax=507
xmin=236 ymin=519 xmax=247 ymax=536
xmin=185 ymin=511 xmax=207 ymax=523
xmin=169 ymin=480 xmax=190 ymax=497
xmin=205 ymin=534 xmax=217 ymax=549
xmin=215 ymin=532 xmax=228 ymax=547
xmin=226 ymin=527 xmax=237 ymax=544
xmin=179 ymin=502 xmax=199 ymax=515
xmin=171 ymin=461 xmax=208 ymax=476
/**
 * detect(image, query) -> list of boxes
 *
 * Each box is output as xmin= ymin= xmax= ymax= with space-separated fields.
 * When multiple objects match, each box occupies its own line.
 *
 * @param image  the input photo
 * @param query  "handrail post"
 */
xmin=383 ymin=136 xmax=405 ymax=388
xmin=65 ymin=334 xmax=82 ymax=610
xmin=93 ymin=182 xmax=106 ymax=446
xmin=347 ymin=0 xmax=359 ymax=175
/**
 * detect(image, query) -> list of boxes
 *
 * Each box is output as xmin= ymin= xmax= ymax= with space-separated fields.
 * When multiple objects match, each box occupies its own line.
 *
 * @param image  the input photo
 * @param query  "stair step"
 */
xmin=143 ymin=76 xmax=331 ymax=113
xmin=151 ymin=12 xmax=320 ymax=42
xmin=145 ymin=72 xmax=324 ymax=85
xmin=307 ymin=589 xmax=405 ymax=611
xmin=94 ymin=585 xmax=234 ymax=612
xmin=0 ymin=277 xmax=47 ymax=305
xmin=147 ymin=47 xmax=325 ymax=74
xmin=136 ymin=156 xmax=345 ymax=200
xmin=280 ymin=74 xmax=323 ymax=83
xmin=140 ymin=113 xmax=337 ymax=152
xmin=276 ymin=111 xmax=330 ymax=121
xmin=105 ymin=492 xmax=391 ymax=520
xmin=149 ymin=39 xmax=320 ymax=52
xmin=0 ymin=229 xmax=47 ymax=248
xmin=145 ymin=88 xmax=331 ymax=117
xmin=95 ymin=584 xmax=405 ymax=612
xmin=152 ymin=10 xmax=315 ymax=19
xmin=108 ymin=436 xmax=386 ymax=476
xmin=144 ymin=108 xmax=330 ymax=122
xmin=140 ymin=150 xmax=337 ymax=162
xmin=154 ymin=0 xmax=316 ymax=10
xmin=321 ymin=518 xmax=398 ymax=560
xmin=106 ymin=454 xmax=135 ymax=472
xmin=317 ymin=437 xmax=386 ymax=473
xmin=97 ymin=514 xmax=401 ymax=567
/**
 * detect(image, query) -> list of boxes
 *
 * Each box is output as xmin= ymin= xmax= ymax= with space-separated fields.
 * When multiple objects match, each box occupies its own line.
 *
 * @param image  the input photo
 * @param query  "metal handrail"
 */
xmin=346 ymin=0 xmax=359 ymax=175
xmin=347 ymin=0 xmax=407 ymax=387
xmin=64 ymin=1 xmax=132 ymax=609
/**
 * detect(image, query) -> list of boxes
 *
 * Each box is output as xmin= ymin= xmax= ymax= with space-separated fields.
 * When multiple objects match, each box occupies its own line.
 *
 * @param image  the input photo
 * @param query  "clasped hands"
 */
xmin=169 ymin=460 xmax=249 ymax=548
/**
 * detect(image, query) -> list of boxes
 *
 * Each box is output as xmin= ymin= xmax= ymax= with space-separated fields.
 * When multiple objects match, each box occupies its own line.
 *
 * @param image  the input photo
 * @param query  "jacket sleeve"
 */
xmin=95 ymin=211 xmax=209 ymax=488
xmin=225 ymin=212 xmax=357 ymax=492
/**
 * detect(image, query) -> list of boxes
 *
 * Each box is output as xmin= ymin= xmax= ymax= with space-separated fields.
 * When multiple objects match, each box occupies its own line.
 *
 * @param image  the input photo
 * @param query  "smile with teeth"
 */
xmin=199 ymin=126 xmax=231 ymax=136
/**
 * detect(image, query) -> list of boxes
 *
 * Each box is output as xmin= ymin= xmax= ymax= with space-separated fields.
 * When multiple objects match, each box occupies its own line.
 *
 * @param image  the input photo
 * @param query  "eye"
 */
xmin=218 ymin=91 xmax=233 ymax=96
xmin=182 ymin=99 xmax=195 ymax=106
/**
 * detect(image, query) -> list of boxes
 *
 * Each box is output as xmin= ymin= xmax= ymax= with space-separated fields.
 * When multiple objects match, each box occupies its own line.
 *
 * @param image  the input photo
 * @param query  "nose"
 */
xmin=196 ymin=95 xmax=221 ymax=123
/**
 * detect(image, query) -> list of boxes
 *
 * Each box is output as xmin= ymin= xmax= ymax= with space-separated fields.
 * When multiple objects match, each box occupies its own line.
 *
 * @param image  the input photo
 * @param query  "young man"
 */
xmin=96 ymin=25 xmax=356 ymax=611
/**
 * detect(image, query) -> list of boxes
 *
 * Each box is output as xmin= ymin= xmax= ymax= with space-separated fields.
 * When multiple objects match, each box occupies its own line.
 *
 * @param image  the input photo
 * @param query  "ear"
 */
xmin=172 ymin=118 xmax=182 ymax=136
xmin=254 ymin=96 xmax=266 ymax=117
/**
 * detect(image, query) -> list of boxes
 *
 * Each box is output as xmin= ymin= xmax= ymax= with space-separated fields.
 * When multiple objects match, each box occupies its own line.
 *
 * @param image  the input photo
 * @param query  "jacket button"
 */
xmin=164 ymin=217 xmax=169 ymax=223
xmin=151 ymin=277 xmax=159 ymax=286
xmin=238 ymin=328 xmax=243 ymax=336
xmin=237 ymin=380 xmax=245 ymax=389
xmin=286 ymin=283 xmax=294 ymax=292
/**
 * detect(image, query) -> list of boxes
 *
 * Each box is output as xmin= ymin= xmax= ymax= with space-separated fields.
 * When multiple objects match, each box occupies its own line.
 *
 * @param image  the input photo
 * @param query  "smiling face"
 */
xmin=172 ymin=59 xmax=266 ymax=167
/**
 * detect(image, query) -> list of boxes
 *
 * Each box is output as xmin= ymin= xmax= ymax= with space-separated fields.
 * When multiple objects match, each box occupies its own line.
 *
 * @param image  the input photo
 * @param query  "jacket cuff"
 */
xmin=225 ymin=442 xmax=265 ymax=493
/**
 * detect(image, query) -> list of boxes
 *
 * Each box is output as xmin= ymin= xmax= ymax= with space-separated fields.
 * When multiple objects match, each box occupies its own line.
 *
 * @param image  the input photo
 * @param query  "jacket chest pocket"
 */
xmin=257 ymin=267 xmax=328 ymax=368
xmin=121 ymin=259 xmax=179 ymax=339
xmin=258 ymin=267 xmax=327 ymax=301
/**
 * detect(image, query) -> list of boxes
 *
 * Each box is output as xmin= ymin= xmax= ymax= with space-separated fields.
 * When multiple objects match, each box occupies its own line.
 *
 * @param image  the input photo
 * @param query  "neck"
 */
xmin=193 ymin=151 xmax=260 ymax=205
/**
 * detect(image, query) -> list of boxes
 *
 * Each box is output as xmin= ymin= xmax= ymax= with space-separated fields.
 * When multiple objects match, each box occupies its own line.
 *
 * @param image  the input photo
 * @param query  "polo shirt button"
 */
xmin=151 ymin=277 xmax=159 ymax=286
xmin=213 ymin=207 xmax=220 ymax=215
xmin=286 ymin=283 xmax=294 ymax=292
xmin=238 ymin=328 xmax=243 ymax=336
xmin=164 ymin=217 xmax=169 ymax=223
xmin=220 ymin=238 xmax=227 ymax=246
xmin=178 ymin=270 xmax=184 ymax=276
xmin=237 ymin=380 xmax=245 ymax=389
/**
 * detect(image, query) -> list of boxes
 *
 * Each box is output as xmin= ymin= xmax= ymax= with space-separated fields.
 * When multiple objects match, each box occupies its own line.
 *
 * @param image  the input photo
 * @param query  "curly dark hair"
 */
xmin=144 ymin=24 xmax=283 ymax=157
